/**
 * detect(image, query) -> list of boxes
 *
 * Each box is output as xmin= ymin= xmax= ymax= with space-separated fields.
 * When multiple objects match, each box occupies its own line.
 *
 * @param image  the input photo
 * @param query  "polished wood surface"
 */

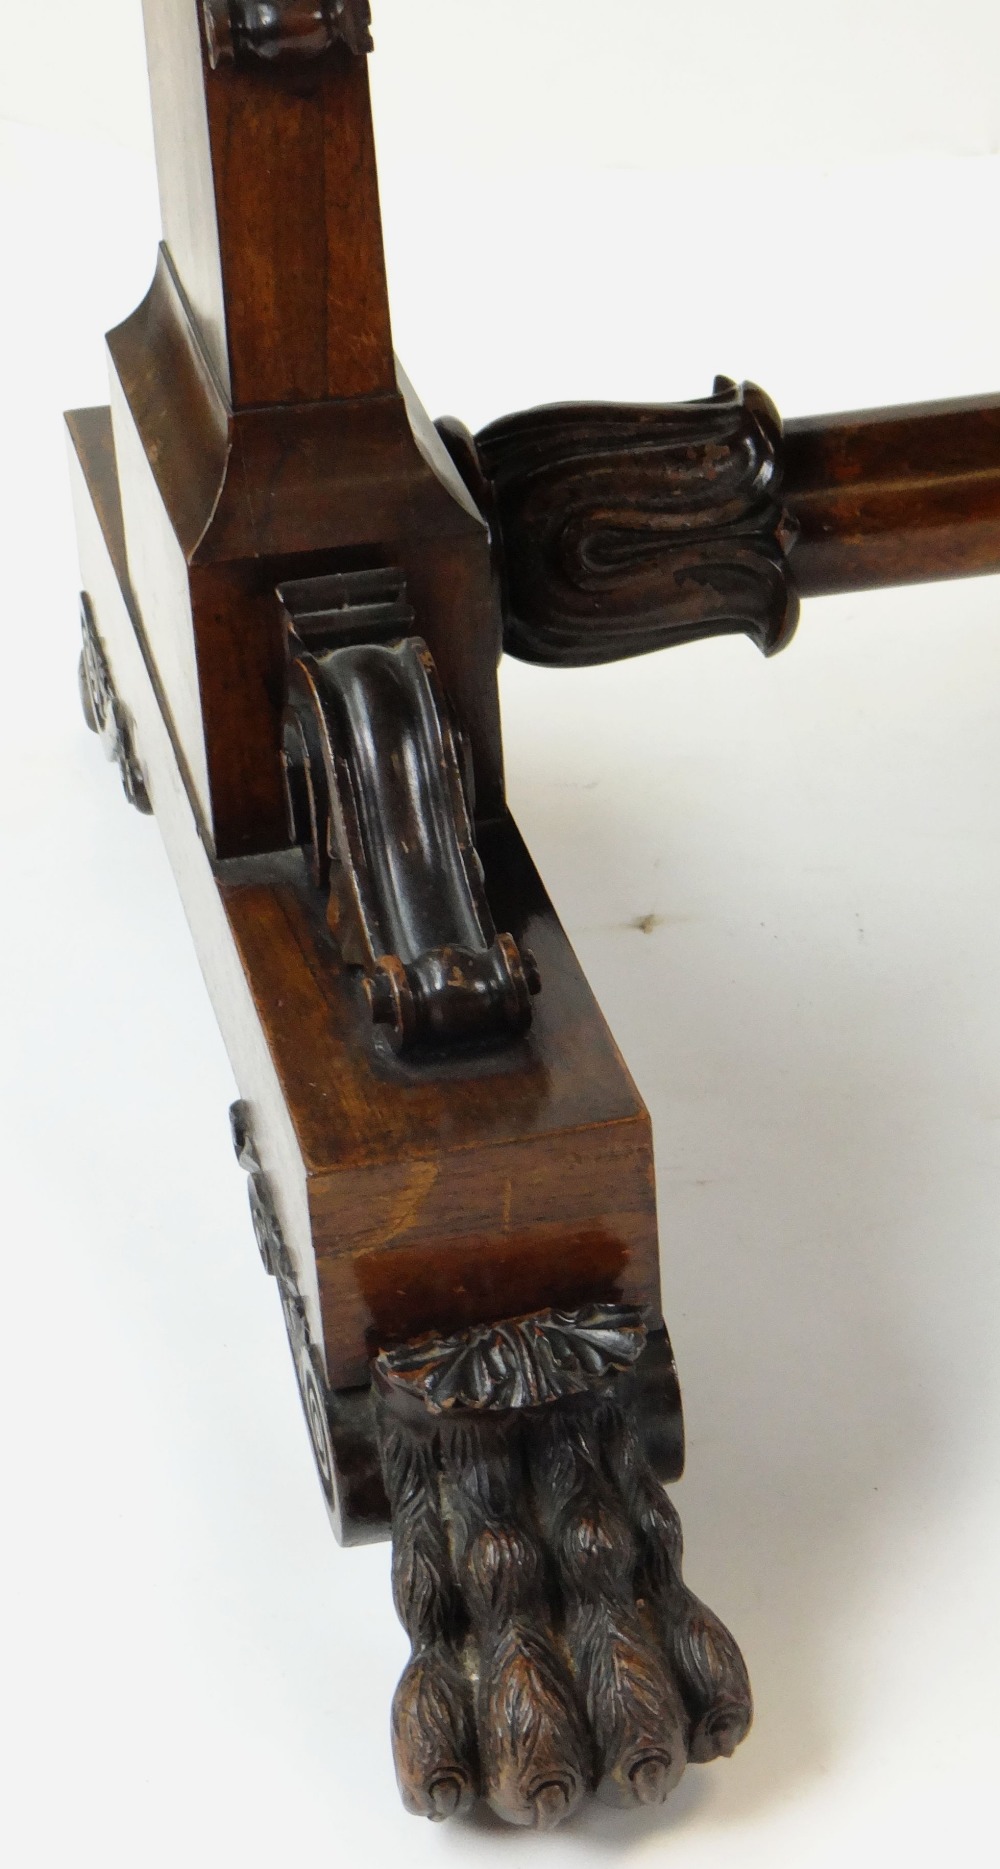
xmin=68 ymin=0 xmax=1000 ymax=1830
xmin=461 ymin=385 xmax=1000 ymax=671
xmin=784 ymin=394 xmax=1000 ymax=595
xmin=107 ymin=250 xmax=504 ymax=857
xmin=282 ymin=621 xmax=541 ymax=1053
xmin=67 ymin=407 xmax=662 ymax=1400
xmin=448 ymin=380 xmax=797 ymax=668
xmin=144 ymin=0 xmax=389 ymax=406
xmin=203 ymin=0 xmax=373 ymax=68
xmin=115 ymin=11 xmax=504 ymax=860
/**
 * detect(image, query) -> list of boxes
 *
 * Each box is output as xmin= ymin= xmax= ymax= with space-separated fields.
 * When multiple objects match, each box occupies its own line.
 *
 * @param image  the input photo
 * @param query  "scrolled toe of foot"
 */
xmin=480 ymin=1629 xmax=588 ymax=1829
xmin=425 ymin=1774 xmax=471 ymax=1822
xmin=531 ymin=1777 xmax=583 ymax=1831
xmin=663 ymin=1594 xmax=754 ymax=1766
xmin=487 ymin=1762 xmax=586 ymax=1831
xmin=583 ymin=1624 xmax=690 ymax=1809
xmin=629 ymin=1754 xmax=681 ymax=1807
xmin=391 ymin=1651 xmax=479 ymax=1822
xmin=594 ymin=1742 xmax=686 ymax=1810
xmin=688 ymin=1698 xmax=753 ymax=1765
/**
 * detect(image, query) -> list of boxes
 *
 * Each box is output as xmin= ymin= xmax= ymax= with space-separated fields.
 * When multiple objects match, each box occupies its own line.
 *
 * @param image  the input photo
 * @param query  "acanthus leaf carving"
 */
xmin=375 ymin=1303 xmax=648 ymax=1414
xmin=453 ymin=376 xmax=799 ymax=668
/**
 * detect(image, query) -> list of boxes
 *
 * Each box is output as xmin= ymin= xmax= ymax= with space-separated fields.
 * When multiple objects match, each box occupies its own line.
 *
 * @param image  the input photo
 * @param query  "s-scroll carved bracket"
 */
xmin=440 ymin=376 xmax=799 ymax=668
xmin=278 ymin=570 xmax=540 ymax=1056
xmin=202 ymin=0 xmax=373 ymax=68
xmin=374 ymin=1305 xmax=753 ymax=1829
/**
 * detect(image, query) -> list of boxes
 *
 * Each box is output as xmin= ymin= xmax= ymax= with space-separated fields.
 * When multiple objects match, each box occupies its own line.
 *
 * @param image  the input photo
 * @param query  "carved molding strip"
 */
xmin=78 ymin=593 xmax=152 ymax=814
xmin=452 ymin=377 xmax=799 ymax=667
xmin=375 ymin=1303 xmax=648 ymax=1414
xmin=280 ymin=575 xmax=540 ymax=1054
xmin=203 ymin=0 xmax=373 ymax=69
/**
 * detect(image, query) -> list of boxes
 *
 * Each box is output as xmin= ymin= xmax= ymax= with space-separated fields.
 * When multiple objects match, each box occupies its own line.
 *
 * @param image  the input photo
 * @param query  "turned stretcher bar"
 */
xmin=449 ymin=381 xmax=1000 ymax=672
xmin=785 ymin=393 xmax=1000 ymax=595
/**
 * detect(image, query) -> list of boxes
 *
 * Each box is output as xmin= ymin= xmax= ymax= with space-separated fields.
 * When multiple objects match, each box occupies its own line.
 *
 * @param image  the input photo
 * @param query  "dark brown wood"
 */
xmin=447 ymin=378 xmax=799 ymax=668
xmin=65 ymin=403 xmax=667 ymax=1391
xmin=375 ymin=1306 xmax=649 ymax=1413
xmin=203 ymin=1 xmax=373 ymax=68
xmin=116 ymin=9 xmax=504 ymax=863
xmin=146 ymin=0 xmax=389 ymax=407
xmin=106 ymin=251 xmax=503 ymax=859
xmin=374 ymin=1307 xmax=751 ymax=1828
xmin=783 ymin=395 xmax=1000 ymax=596
xmin=78 ymin=593 xmax=152 ymax=814
xmin=232 ymin=1094 xmax=686 ymax=1543
xmin=281 ymin=610 xmax=540 ymax=1052
xmin=460 ymin=385 xmax=1000 ymax=670
xmin=65 ymin=0 xmax=1000 ymax=1831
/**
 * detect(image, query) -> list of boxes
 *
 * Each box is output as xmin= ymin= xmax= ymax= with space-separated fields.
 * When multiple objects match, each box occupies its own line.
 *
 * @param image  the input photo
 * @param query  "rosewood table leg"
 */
xmin=65 ymin=0 xmax=1000 ymax=1833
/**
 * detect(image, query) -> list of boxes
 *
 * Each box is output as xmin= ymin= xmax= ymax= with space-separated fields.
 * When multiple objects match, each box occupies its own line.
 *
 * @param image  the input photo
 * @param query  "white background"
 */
xmin=2 ymin=4 xmax=1000 ymax=1865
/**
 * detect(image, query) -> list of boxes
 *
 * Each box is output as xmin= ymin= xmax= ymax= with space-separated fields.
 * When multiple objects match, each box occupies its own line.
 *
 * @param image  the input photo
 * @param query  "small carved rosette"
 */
xmin=374 ymin=1306 xmax=753 ymax=1830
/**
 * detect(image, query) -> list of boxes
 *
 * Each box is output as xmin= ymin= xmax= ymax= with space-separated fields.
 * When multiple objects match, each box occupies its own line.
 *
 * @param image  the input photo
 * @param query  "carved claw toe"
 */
xmin=477 ymin=1625 xmax=588 ymax=1828
xmin=390 ymin=1649 xmax=478 ymax=1820
xmin=601 ymin=1398 xmax=755 ymax=1767
xmin=525 ymin=1401 xmax=689 ymax=1809
xmin=529 ymin=1780 xmax=579 ymax=1832
xmin=629 ymin=1755 xmax=677 ymax=1807
xmin=437 ymin=1420 xmax=589 ymax=1829
xmin=668 ymin=1600 xmax=754 ymax=1763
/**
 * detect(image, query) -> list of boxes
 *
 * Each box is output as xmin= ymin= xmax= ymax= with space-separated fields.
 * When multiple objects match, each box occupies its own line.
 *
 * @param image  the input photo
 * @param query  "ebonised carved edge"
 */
xmin=439 ymin=376 xmax=799 ymax=667
xmin=375 ymin=1310 xmax=753 ymax=1829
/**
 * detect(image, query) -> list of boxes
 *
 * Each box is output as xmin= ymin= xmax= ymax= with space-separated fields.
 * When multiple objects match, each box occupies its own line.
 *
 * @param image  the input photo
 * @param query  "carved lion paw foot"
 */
xmin=375 ymin=1307 xmax=752 ymax=1830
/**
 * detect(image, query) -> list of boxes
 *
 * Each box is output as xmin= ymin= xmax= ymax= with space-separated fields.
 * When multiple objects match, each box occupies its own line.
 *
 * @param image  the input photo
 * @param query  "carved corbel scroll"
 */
xmin=202 ymin=0 xmax=373 ymax=68
xmin=375 ymin=1307 xmax=753 ymax=1828
xmin=441 ymin=376 xmax=799 ymax=667
xmin=279 ymin=571 xmax=540 ymax=1054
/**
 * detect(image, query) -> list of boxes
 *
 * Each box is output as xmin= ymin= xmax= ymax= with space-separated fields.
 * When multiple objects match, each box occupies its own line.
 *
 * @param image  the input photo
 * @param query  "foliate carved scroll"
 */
xmin=374 ymin=1303 xmax=753 ymax=1829
xmin=230 ymin=1102 xmax=341 ymax=1517
xmin=203 ymin=0 xmax=373 ymax=69
xmin=446 ymin=376 xmax=799 ymax=667
xmin=279 ymin=570 xmax=540 ymax=1056
xmin=230 ymin=1102 xmax=390 ymax=1543
xmin=78 ymin=593 xmax=152 ymax=813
